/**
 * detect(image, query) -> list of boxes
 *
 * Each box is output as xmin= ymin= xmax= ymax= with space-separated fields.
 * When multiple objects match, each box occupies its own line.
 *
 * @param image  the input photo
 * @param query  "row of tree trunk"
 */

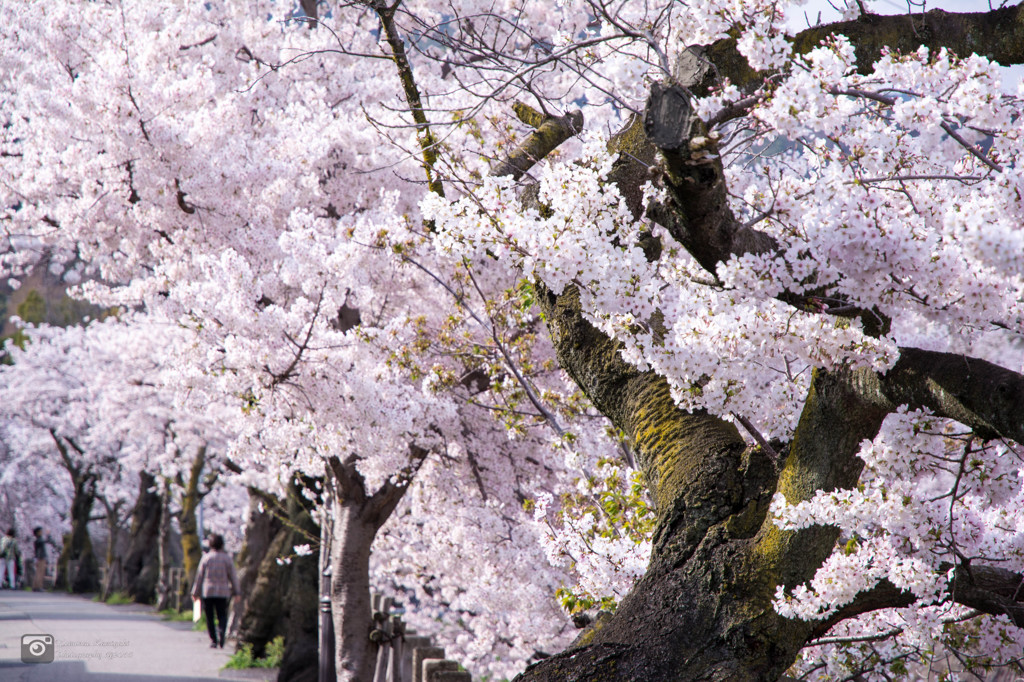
xmin=55 ymin=466 xmax=319 ymax=682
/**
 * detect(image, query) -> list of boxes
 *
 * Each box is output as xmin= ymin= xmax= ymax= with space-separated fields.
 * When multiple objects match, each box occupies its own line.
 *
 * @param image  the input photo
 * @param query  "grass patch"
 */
xmin=94 ymin=591 xmax=134 ymax=605
xmin=158 ymin=608 xmax=196 ymax=622
xmin=224 ymin=636 xmax=284 ymax=670
xmin=106 ymin=592 xmax=134 ymax=605
xmin=155 ymin=602 xmax=208 ymax=631
xmin=157 ymin=607 xmax=207 ymax=631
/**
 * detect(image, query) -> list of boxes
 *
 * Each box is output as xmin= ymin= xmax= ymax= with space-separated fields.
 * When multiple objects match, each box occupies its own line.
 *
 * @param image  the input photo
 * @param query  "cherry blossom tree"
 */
xmin=0 ymin=316 xmax=237 ymax=596
xmin=0 ymin=420 xmax=72 ymax=578
xmin=1 ymin=3 xmax=631 ymax=678
xmin=0 ymin=322 xmax=134 ymax=592
xmin=419 ymin=3 xmax=1024 ymax=680
xmin=4 ymin=0 xmax=1024 ymax=680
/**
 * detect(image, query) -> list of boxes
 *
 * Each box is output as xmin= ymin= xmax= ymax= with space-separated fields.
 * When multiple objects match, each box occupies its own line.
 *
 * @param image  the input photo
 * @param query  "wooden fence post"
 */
xmin=423 ymin=659 xmax=471 ymax=682
xmin=403 ymin=635 xmax=432 ymax=681
xmin=412 ymin=646 xmax=445 ymax=682
xmin=372 ymin=594 xmax=474 ymax=682
xmin=388 ymin=616 xmax=404 ymax=682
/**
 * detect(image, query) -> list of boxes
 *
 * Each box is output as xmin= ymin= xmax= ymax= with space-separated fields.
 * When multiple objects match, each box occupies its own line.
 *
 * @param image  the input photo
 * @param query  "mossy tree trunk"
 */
xmin=236 ymin=489 xmax=286 ymax=653
xmin=513 ymin=285 xmax=886 ymax=681
xmin=177 ymin=446 xmax=207 ymax=610
xmin=519 ymin=287 xmax=1024 ymax=681
xmin=98 ymin=495 xmax=127 ymax=601
xmin=510 ymin=9 xmax=1024 ymax=679
xmin=155 ymin=480 xmax=175 ymax=611
xmin=234 ymin=477 xmax=321 ymax=682
xmin=123 ymin=471 xmax=162 ymax=604
xmin=277 ymin=476 xmax=322 ymax=682
xmin=51 ymin=432 xmax=101 ymax=594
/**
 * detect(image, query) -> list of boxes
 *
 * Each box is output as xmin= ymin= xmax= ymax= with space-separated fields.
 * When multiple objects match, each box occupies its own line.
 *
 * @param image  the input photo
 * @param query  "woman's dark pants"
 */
xmin=203 ymin=597 xmax=229 ymax=647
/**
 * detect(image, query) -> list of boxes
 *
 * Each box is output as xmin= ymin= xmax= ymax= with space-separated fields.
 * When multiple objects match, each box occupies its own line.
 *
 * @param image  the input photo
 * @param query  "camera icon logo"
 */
xmin=21 ymin=634 xmax=55 ymax=663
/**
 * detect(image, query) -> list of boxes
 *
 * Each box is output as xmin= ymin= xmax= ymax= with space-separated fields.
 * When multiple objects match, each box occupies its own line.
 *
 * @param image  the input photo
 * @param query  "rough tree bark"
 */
xmin=98 ymin=495 xmax=126 ymax=601
xmin=236 ymin=489 xmax=287 ymax=655
xmin=123 ymin=471 xmax=162 ymax=604
xmin=176 ymin=446 xmax=207 ymax=610
xmin=515 ymin=288 xmax=1024 ymax=682
xmin=326 ymin=451 xmax=426 ymax=682
xmin=277 ymin=477 xmax=322 ymax=682
xmin=235 ymin=479 xmax=321 ymax=682
xmin=155 ymin=480 xmax=175 ymax=611
xmin=507 ymin=8 xmax=1024 ymax=680
xmin=51 ymin=432 xmax=100 ymax=593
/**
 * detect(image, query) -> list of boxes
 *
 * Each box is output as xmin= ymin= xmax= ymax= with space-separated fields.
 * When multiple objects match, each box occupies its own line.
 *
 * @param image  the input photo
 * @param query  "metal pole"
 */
xmin=318 ymin=502 xmax=335 ymax=682
xmin=319 ymin=573 xmax=333 ymax=682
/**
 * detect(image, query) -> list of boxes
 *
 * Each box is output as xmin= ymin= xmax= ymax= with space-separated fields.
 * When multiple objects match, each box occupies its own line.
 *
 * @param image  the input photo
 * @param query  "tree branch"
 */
xmin=705 ymin=5 xmax=1024 ymax=95
xmin=372 ymin=0 xmax=444 ymax=197
xmin=326 ymin=454 xmax=369 ymax=505
xmin=642 ymin=81 xmax=889 ymax=334
xmin=951 ymin=563 xmax=1024 ymax=627
xmin=369 ymin=443 xmax=429 ymax=524
xmin=490 ymin=102 xmax=583 ymax=181
xmin=756 ymin=367 xmax=889 ymax=611
xmin=854 ymin=347 xmax=1024 ymax=444
xmin=811 ymin=564 xmax=1024 ymax=642
xmin=643 ymin=82 xmax=776 ymax=274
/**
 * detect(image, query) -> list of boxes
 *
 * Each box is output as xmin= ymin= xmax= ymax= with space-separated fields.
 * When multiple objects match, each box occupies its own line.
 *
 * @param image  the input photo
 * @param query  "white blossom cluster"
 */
xmin=531 ymin=460 xmax=653 ymax=609
xmin=770 ymin=408 xmax=1024 ymax=676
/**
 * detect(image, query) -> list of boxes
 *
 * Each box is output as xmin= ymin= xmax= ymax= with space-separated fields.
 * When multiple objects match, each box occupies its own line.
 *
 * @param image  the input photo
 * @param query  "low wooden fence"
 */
xmin=369 ymin=593 xmax=471 ymax=682
xmin=153 ymin=566 xmax=189 ymax=611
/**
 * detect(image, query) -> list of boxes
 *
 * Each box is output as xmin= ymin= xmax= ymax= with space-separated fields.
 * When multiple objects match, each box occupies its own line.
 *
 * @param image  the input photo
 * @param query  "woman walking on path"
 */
xmin=190 ymin=534 xmax=240 ymax=648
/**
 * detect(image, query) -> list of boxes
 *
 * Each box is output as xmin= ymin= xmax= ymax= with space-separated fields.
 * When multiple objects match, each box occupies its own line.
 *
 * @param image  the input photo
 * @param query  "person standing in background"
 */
xmin=0 ymin=529 xmax=20 ymax=588
xmin=31 ymin=527 xmax=54 ymax=592
xmin=190 ymin=534 xmax=240 ymax=648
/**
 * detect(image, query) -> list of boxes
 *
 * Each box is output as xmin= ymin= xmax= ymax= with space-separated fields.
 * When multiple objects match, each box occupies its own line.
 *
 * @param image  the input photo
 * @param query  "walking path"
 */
xmin=0 ymin=589 xmax=274 ymax=682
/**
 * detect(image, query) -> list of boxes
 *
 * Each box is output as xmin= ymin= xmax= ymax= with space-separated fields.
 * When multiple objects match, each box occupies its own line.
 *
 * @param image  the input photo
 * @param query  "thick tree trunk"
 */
xmin=177 ymin=447 xmax=206 ymax=609
xmin=123 ymin=472 xmax=162 ymax=603
xmin=329 ymin=495 xmax=378 ymax=682
xmin=277 ymin=477 xmax=322 ymax=682
xmin=325 ymin=454 xmax=424 ymax=682
xmin=51 ymin=433 xmax=101 ymax=593
xmin=236 ymin=490 xmax=287 ymax=655
xmin=237 ymin=495 xmax=289 ymax=656
xmin=513 ymin=287 xmax=888 ymax=682
xmin=99 ymin=498 xmax=124 ymax=601
xmin=155 ymin=481 xmax=174 ymax=611
xmin=56 ymin=472 xmax=100 ymax=593
xmin=234 ymin=478 xmax=321 ymax=682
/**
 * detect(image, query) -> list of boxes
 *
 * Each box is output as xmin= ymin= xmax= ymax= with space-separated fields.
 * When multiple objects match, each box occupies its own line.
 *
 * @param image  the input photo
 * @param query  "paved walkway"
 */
xmin=0 ymin=589 xmax=275 ymax=682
